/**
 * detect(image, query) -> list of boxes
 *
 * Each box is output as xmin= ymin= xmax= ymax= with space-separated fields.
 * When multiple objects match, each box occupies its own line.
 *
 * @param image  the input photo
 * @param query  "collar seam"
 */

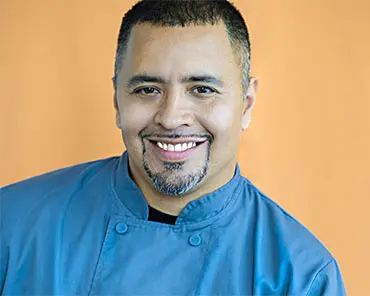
xmin=178 ymin=178 xmax=243 ymax=226
xmin=109 ymin=159 xmax=140 ymax=219
xmin=179 ymin=172 xmax=241 ymax=221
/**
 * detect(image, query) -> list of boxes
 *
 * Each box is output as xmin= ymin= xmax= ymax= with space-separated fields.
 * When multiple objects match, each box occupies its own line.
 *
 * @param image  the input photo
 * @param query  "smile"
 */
xmin=156 ymin=141 xmax=196 ymax=152
xmin=148 ymin=139 xmax=207 ymax=161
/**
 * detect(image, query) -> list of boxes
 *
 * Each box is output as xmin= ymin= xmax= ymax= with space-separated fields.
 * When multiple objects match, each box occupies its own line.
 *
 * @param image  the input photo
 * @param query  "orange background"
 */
xmin=1 ymin=0 xmax=369 ymax=294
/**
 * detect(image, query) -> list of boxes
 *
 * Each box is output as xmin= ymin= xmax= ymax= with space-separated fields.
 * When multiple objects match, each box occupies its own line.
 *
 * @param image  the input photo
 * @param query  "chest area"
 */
xmin=8 ymin=215 xmax=257 ymax=295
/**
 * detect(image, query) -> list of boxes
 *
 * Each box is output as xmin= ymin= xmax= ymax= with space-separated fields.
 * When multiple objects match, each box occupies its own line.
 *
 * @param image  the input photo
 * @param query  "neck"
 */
xmin=128 ymin=157 xmax=237 ymax=216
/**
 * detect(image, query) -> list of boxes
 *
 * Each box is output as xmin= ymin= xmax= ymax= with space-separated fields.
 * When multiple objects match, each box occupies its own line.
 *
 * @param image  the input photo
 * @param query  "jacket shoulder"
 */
xmin=243 ymin=177 xmax=334 ymax=257
xmin=240 ymin=177 xmax=345 ymax=292
xmin=0 ymin=156 xmax=119 ymax=231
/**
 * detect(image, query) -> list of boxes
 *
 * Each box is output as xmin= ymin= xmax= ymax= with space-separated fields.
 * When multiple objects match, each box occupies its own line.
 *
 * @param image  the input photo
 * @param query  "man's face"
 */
xmin=115 ymin=23 xmax=256 ymax=196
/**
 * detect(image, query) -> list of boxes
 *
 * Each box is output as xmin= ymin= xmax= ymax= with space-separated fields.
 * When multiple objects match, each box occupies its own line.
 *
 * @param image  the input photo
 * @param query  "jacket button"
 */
xmin=189 ymin=234 xmax=202 ymax=246
xmin=115 ymin=222 xmax=128 ymax=234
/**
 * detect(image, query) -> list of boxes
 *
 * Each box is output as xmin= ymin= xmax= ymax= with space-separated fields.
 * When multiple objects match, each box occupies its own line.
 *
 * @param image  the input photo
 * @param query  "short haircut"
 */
xmin=114 ymin=0 xmax=251 ymax=98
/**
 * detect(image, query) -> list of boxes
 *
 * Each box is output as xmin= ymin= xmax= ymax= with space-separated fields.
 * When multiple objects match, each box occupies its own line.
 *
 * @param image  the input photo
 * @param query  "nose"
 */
xmin=154 ymin=91 xmax=194 ymax=130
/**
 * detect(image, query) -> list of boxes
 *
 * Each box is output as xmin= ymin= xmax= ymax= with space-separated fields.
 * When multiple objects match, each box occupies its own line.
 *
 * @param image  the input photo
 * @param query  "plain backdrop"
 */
xmin=1 ymin=0 xmax=369 ymax=294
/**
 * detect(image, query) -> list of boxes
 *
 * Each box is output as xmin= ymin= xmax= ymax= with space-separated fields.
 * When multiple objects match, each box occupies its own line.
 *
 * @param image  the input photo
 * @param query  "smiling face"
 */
xmin=114 ymin=23 xmax=257 ymax=198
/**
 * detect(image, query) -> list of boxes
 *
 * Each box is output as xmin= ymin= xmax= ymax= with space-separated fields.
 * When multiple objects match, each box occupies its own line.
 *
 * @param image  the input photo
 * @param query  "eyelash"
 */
xmin=133 ymin=86 xmax=217 ymax=96
xmin=133 ymin=87 xmax=160 ymax=95
xmin=192 ymin=86 xmax=216 ymax=94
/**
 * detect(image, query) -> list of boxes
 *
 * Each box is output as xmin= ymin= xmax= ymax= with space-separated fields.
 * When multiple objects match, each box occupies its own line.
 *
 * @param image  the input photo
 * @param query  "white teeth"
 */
xmin=156 ymin=141 xmax=198 ymax=151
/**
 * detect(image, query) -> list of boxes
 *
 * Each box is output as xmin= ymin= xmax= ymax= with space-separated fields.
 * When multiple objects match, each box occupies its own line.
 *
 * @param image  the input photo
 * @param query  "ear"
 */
xmin=241 ymin=77 xmax=258 ymax=130
xmin=112 ymin=75 xmax=123 ymax=129
xmin=113 ymin=93 xmax=122 ymax=129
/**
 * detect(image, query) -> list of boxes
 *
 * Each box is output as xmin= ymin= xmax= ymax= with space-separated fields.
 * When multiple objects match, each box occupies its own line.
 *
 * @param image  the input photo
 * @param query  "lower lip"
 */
xmin=150 ymin=141 xmax=206 ymax=161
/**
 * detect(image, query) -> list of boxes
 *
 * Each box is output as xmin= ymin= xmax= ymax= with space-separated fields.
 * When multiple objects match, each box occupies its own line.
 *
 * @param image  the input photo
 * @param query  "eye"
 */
xmin=134 ymin=87 xmax=161 ymax=96
xmin=192 ymin=86 xmax=216 ymax=95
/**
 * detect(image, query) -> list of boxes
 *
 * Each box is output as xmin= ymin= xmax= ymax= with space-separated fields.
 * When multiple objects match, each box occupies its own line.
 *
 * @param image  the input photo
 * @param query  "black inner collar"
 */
xmin=148 ymin=205 xmax=178 ymax=225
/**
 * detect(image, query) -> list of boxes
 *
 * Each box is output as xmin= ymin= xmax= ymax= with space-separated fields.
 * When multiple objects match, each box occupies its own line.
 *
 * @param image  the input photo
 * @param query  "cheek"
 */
xmin=120 ymin=103 xmax=152 ymax=133
xmin=200 ymin=102 xmax=241 ymax=136
xmin=198 ymin=102 xmax=243 ymax=159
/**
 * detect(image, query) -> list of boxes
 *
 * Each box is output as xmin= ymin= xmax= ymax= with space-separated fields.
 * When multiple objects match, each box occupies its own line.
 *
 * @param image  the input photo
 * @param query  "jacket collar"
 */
xmin=111 ymin=151 xmax=242 ymax=224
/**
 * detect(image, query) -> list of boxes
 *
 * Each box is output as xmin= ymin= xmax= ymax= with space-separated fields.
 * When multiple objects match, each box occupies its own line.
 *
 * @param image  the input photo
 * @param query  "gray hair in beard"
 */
xmin=142 ymin=141 xmax=211 ymax=196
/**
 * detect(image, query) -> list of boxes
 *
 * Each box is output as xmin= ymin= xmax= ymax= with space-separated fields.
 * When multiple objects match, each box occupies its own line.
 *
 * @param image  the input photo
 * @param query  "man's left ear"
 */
xmin=241 ymin=77 xmax=258 ymax=130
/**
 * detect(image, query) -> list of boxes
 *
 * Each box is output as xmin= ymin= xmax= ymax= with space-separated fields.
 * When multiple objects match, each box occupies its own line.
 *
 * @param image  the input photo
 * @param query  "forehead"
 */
xmin=121 ymin=23 xmax=240 ymax=80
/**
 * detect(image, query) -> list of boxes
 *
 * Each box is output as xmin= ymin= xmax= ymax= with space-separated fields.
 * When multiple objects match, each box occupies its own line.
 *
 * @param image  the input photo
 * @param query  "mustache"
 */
xmin=139 ymin=131 xmax=214 ymax=144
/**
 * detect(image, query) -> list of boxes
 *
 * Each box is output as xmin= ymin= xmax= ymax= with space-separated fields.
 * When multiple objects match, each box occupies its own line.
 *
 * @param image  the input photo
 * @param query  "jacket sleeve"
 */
xmin=0 ymin=232 xmax=9 ymax=294
xmin=306 ymin=259 xmax=346 ymax=296
xmin=0 ymin=189 xmax=9 ymax=294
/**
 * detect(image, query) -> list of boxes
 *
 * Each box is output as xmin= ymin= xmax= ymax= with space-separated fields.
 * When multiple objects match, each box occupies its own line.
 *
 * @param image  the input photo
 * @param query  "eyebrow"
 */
xmin=126 ymin=74 xmax=224 ymax=89
xmin=180 ymin=75 xmax=224 ymax=87
xmin=126 ymin=75 xmax=166 ymax=89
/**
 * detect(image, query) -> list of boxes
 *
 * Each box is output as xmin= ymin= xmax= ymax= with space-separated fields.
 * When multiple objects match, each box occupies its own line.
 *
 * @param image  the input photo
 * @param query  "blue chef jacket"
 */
xmin=0 ymin=151 xmax=346 ymax=295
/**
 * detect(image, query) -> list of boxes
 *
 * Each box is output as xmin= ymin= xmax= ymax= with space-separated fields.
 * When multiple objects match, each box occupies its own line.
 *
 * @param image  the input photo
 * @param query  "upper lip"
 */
xmin=147 ymin=138 xmax=207 ymax=144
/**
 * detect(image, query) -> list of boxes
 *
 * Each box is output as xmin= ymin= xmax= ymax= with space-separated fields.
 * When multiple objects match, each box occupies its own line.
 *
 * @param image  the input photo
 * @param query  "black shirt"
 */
xmin=148 ymin=205 xmax=178 ymax=225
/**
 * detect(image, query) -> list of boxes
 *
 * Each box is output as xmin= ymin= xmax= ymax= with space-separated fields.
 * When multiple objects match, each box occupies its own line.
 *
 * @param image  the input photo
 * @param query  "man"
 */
xmin=0 ymin=0 xmax=346 ymax=294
